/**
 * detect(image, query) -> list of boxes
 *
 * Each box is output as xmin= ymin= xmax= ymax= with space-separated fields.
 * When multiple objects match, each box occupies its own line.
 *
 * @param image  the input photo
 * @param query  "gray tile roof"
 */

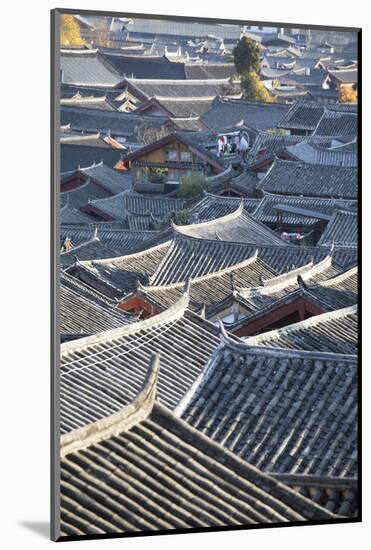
xmin=60 ymin=236 xmax=119 ymax=267
xmin=75 ymin=242 xmax=173 ymax=299
xmin=60 ymin=144 xmax=124 ymax=172
xmin=124 ymin=77 xmax=240 ymax=101
xmin=185 ymin=63 xmax=236 ymax=80
xmin=253 ymin=193 xmax=357 ymax=225
xmin=313 ymin=109 xmax=358 ymax=139
xmin=60 ymin=397 xmax=336 ymax=537
xmin=64 ymin=162 xmax=133 ymax=195
xmin=329 ymin=68 xmax=357 ymax=84
xmin=207 ymin=166 xmax=259 ymax=196
xmin=60 ymin=95 xmax=117 ymax=111
xmin=284 ymin=141 xmax=357 ymax=167
xmin=125 ymin=18 xmax=243 ymax=40
xmin=59 ymin=293 xmax=221 ymax=434
xmin=140 ymin=97 xmax=215 ymax=118
xmin=277 ymin=100 xmax=357 ymax=132
xmin=317 ymin=208 xmax=358 ymax=248
xmin=60 ymin=105 xmax=170 ymax=140
xmin=307 ymin=266 xmax=358 ymax=310
xmin=228 ymin=259 xmax=356 ymax=320
xmin=178 ymin=338 xmax=357 ymax=477
xmin=89 ymin=191 xmax=192 ymax=222
xmin=60 ymin=49 xmax=123 ymax=87
xmin=135 ymin=256 xmax=278 ymax=312
xmin=256 ymin=159 xmax=357 ymax=199
xmin=279 ymin=69 xmax=329 ymax=87
xmin=248 ymin=133 xmax=334 ymax=163
xmin=60 ymin=224 xmax=160 ymax=256
xmin=201 ymin=98 xmax=291 ymax=132
xmin=60 ymin=179 xmax=114 ymax=211
xmin=60 ymin=204 xmax=94 ymax=224
xmin=278 ymin=101 xmax=325 ymax=131
xmin=189 ymin=194 xmax=261 ymax=222
xmin=101 ymin=52 xmax=187 ymax=79
xmin=172 ymin=203 xmax=287 ymax=246
xmin=150 ymin=234 xmax=356 ymax=285
xmin=245 ymin=305 xmax=357 ymax=354
xmin=60 ymin=284 xmax=134 ymax=338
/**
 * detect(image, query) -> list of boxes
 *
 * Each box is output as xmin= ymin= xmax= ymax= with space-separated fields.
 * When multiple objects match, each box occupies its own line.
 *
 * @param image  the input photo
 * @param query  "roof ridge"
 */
xmin=262 ymin=255 xmax=333 ymax=288
xmin=316 ymin=265 xmax=358 ymax=288
xmin=245 ymin=304 xmax=357 ymax=345
xmin=142 ymin=254 xmax=263 ymax=292
xmin=153 ymin=403 xmax=338 ymax=521
xmin=61 ymin=290 xmax=190 ymax=355
xmin=218 ymin=328 xmax=357 ymax=363
xmin=61 ymin=353 xmax=160 ymax=457
xmin=172 ymin=202 xmax=244 ymax=233
xmin=84 ymin=240 xmax=171 ymax=266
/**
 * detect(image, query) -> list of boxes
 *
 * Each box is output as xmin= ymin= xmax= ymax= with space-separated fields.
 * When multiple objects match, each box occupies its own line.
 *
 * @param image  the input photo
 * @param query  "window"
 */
xmin=258 ymin=26 xmax=264 ymax=31
xmin=180 ymin=151 xmax=192 ymax=162
xmin=166 ymin=150 xmax=177 ymax=161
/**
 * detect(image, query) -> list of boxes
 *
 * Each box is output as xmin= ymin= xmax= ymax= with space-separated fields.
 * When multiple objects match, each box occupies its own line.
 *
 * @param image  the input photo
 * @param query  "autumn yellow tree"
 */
xmin=60 ymin=15 xmax=85 ymax=46
xmin=338 ymin=85 xmax=357 ymax=104
xmin=241 ymin=71 xmax=276 ymax=102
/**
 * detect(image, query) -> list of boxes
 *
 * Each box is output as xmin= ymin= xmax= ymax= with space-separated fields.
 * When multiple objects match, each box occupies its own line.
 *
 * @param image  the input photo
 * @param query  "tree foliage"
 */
xmin=241 ymin=71 xmax=275 ymax=102
xmin=338 ymin=85 xmax=357 ymax=104
xmin=178 ymin=172 xmax=208 ymax=198
xmin=60 ymin=15 xmax=85 ymax=46
xmin=232 ymin=37 xmax=261 ymax=75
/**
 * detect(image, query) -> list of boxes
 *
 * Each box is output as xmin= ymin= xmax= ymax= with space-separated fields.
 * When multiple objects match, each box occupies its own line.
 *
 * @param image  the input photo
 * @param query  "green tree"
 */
xmin=232 ymin=37 xmax=261 ymax=76
xmin=241 ymin=71 xmax=275 ymax=102
xmin=178 ymin=172 xmax=208 ymax=198
xmin=60 ymin=15 xmax=85 ymax=46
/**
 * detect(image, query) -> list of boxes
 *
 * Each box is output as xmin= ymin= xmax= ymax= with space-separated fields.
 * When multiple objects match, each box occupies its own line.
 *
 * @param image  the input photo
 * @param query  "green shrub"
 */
xmin=178 ymin=172 xmax=208 ymax=198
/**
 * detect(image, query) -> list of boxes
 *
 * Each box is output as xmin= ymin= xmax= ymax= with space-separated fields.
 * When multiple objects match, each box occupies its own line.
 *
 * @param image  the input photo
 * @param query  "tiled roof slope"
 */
xmin=60 ymin=285 xmax=133 ymax=338
xmin=245 ymin=305 xmax=358 ymax=355
xmin=277 ymin=101 xmax=357 ymax=132
xmin=201 ymin=98 xmax=290 ymax=132
xmin=307 ymin=266 xmax=358 ymax=310
xmin=60 ymin=237 xmax=119 ymax=267
xmin=60 ymin=225 xmax=160 ymax=256
xmin=124 ymin=77 xmax=239 ymax=101
xmin=60 ymin=293 xmax=221 ymax=433
xmin=313 ymin=110 xmax=358 ymax=139
xmin=89 ymin=191 xmax=192 ymax=222
xmin=150 ymin=236 xmax=357 ymax=285
xmin=230 ymin=261 xmax=357 ymax=321
xmin=60 ymin=204 xmax=94 ymax=224
xmin=189 ymin=194 xmax=262 ymax=222
xmin=60 ymin=49 xmax=123 ymax=87
xmin=70 ymin=241 xmax=172 ymax=299
xmin=256 ymin=159 xmax=357 ymax=199
xmin=60 ymin=397 xmax=336 ymax=537
xmin=101 ymin=53 xmax=187 ymax=79
xmin=318 ymin=209 xmax=358 ymax=248
xmin=72 ymin=161 xmax=132 ymax=194
xmin=60 ymin=106 xmax=170 ymax=139
xmin=284 ymin=141 xmax=357 ymax=167
xmin=278 ymin=101 xmax=325 ymax=131
xmin=135 ymin=256 xmax=278 ymax=312
xmin=252 ymin=193 xmax=357 ymax=225
xmin=178 ymin=338 xmax=357 ymax=477
xmin=248 ymin=133 xmax=333 ymax=163
xmin=60 ymin=144 xmax=124 ymax=172
xmin=185 ymin=63 xmax=236 ymax=80
xmin=172 ymin=204 xmax=287 ymax=246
